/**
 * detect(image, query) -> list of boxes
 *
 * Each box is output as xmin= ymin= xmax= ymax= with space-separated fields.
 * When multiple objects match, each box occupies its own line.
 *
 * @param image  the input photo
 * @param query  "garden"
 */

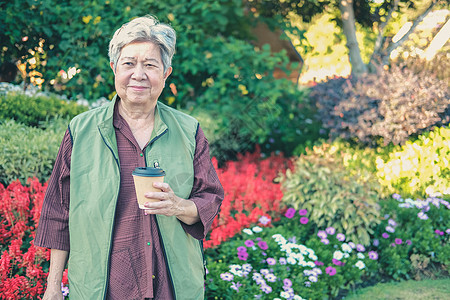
xmin=1 ymin=0 xmax=450 ymax=299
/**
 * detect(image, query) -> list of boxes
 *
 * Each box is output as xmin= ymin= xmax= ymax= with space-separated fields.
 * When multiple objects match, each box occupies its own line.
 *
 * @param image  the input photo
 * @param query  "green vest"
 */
xmin=68 ymin=96 xmax=205 ymax=299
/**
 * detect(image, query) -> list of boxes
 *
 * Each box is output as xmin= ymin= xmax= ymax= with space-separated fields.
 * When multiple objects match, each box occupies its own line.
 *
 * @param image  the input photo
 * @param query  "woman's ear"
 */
xmin=164 ymin=67 xmax=173 ymax=80
xmin=110 ymin=62 xmax=115 ymax=74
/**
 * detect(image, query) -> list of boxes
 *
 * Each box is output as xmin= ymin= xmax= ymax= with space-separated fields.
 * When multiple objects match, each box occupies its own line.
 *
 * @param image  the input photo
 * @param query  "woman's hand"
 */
xmin=143 ymin=182 xmax=200 ymax=225
xmin=42 ymin=283 xmax=63 ymax=300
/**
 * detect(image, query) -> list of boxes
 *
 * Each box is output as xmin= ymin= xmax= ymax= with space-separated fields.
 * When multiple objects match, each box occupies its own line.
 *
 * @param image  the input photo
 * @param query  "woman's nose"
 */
xmin=131 ymin=64 xmax=146 ymax=80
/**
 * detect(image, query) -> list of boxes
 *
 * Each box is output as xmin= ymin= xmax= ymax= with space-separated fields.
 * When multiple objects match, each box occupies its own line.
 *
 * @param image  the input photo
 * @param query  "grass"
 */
xmin=344 ymin=278 xmax=450 ymax=299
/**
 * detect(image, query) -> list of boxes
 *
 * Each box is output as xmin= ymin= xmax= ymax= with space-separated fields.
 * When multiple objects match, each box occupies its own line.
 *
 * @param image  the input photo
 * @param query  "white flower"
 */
xmin=306 ymin=261 xmax=315 ymax=268
xmin=309 ymin=275 xmax=318 ymax=283
xmin=265 ymin=274 xmax=277 ymax=282
xmin=293 ymin=296 xmax=305 ymax=300
xmin=344 ymin=253 xmax=350 ymax=258
xmin=355 ymin=261 xmax=366 ymax=270
xmin=357 ymin=253 xmax=365 ymax=259
xmin=312 ymin=268 xmax=322 ymax=275
xmin=242 ymin=264 xmax=252 ymax=272
xmin=287 ymin=257 xmax=297 ymax=265
xmin=252 ymin=226 xmax=263 ymax=233
xmin=341 ymin=243 xmax=352 ymax=253
xmin=280 ymin=291 xmax=290 ymax=299
xmin=309 ymin=253 xmax=318 ymax=261
xmin=243 ymin=229 xmax=253 ymax=235
xmin=260 ymin=269 xmax=270 ymax=275
xmin=333 ymin=250 xmax=344 ymax=260
xmin=252 ymin=273 xmax=263 ymax=280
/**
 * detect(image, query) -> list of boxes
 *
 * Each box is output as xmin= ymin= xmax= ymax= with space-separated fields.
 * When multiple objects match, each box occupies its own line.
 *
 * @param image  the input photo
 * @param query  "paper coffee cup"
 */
xmin=132 ymin=167 xmax=166 ymax=209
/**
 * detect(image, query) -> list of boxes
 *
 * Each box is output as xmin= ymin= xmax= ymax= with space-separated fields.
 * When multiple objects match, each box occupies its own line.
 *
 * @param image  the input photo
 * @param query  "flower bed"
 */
xmin=1 ymin=158 xmax=448 ymax=298
xmin=205 ymin=196 xmax=449 ymax=299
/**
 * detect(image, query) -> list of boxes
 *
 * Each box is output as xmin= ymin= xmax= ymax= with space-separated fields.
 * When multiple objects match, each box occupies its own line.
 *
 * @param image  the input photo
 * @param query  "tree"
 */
xmin=249 ymin=0 xmax=446 ymax=76
xmin=339 ymin=0 xmax=367 ymax=76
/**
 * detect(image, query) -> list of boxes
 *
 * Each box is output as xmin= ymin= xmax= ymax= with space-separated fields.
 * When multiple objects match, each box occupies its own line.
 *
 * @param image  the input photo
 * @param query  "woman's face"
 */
xmin=111 ymin=41 xmax=172 ymax=108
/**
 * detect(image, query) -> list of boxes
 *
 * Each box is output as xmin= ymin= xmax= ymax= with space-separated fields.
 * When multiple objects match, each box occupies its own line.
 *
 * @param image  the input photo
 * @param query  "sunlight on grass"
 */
xmin=345 ymin=278 xmax=450 ymax=299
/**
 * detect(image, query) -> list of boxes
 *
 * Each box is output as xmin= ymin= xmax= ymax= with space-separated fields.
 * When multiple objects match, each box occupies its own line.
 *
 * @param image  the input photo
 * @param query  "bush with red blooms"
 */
xmin=204 ymin=146 xmax=293 ymax=248
xmin=0 ymin=178 xmax=69 ymax=300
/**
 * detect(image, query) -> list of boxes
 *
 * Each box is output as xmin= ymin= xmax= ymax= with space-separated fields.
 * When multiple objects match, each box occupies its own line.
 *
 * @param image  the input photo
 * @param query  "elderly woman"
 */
xmin=35 ymin=15 xmax=224 ymax=300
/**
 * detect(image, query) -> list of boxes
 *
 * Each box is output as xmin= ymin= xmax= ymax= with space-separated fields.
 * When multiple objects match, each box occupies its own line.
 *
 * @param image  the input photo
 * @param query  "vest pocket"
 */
xmin=108 ymin=248 xmax=142 ymax=300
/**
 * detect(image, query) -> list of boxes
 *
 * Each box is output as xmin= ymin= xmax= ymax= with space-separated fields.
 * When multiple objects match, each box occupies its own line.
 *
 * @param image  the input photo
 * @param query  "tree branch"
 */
xmin=371 ymin=0 xmax=400 ymax=58
xmin=383 ymin=0 xmax=438 ymax=64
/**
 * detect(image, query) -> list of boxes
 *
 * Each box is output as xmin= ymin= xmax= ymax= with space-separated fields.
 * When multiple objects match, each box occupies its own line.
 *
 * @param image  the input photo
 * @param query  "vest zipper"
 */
xmin=149 ymin=128 xmax=168 ymax=146
xmin=154 ymin=217 xmax=177 ymax=300
xmin=99 ymin=131 xmax=120 ymax=299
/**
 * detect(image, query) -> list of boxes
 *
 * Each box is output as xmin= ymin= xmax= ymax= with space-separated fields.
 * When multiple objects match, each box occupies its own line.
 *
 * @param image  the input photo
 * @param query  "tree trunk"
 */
xmin=339 ymin=0 xmax=367 ymax=76
xmin=422 ymin=18 xmax=450 ymax=61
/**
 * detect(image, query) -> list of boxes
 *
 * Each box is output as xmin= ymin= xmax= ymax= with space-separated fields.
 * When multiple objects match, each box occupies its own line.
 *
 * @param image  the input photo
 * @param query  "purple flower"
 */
xmin=300 ymin=217 xmax=309 ymax=224
xmin=418 ymin=211 xmax=429 ymax=220
xmin=238 ymin=252 xmax=249 ymax=261
xmin=332 ymin=258 xmax=344 ymax=266
xmin=390 ymin=243 xmax=396 ymax=247
xmin=266 ymin=258 xmax=276 ymax=265
xmin=259 ymin=216 xmax=271 ymax=225
xmin=356 ymin=244 xmax=366 ymax=252
xmin=386 ymin=226 xmax=395 ymax=233
xmin=326 ymin=227 xmax=336 ymax=235
xmin=244 ymin=240 xmax=255 ymax=247
xmin=395 ymin=238 xmax=402 ymax=245
xmin=406 ymin=240 xmax=412 ymax=245
xmin=230 ymin=281 xmax=242 ymax=292
xmin=392 ymin=193 xmax=402 ymax=200
xmin=220 ymin=272 xmax=234 ymax=281
xmin=388 ymin=219 xmax=397 ymax=227
xmin=279 ymin=258 xmax=287 ymax=265
xmin=373 ymin=239 xmax=380 ymax=247
xmin=261 ymin=285 xmax=272 ymax=294
xmin=258 ymin=241 xmax=268 ymax=250
xmin=368 ymin=251 xmax=378 ymax=260
xmin=382 ymin=233 xmax=390 ymax=239
xmin=283 ymin=278 xmax=292 ymax=287
xmin=285 ymin=208 xmax=296 ymax=219
xmin=325 ymin=266 xmax=337 ymax=276
xmin=336 ymin=233 xmax=346 ymax=241
xmin=317 ymin=230 xmax=327 ymax=239
xmin=237 ymin=246 xmax=247 ymax=253
xmin=348 ymin=242 xmax=356 ymax=249
xmin=446 ymin=229 xmax=450 ymax=235
xmin=321 ymin=238 xmax=330 ymax=245
xmin=298 ymin=209 xmax=308 ymax=216
xmin=61 ymin=284 xmax=69 ymax=297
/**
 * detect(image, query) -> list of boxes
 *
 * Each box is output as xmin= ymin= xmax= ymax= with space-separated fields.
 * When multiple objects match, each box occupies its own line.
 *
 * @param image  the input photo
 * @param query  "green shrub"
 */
xmin=376 ymin=126 xmax=450 ymax=198
xmin=279 ymin=146 xmax=382 ymax=245
xmin=372 ymin=194 xmax=450 ymax=280
xmin=0 ymin=92 xmax=87 ymax=127
xmin=0 ymin=118 xmax=67 ymax=185
xmin=311 ymin=64 xmax=450 ymax=146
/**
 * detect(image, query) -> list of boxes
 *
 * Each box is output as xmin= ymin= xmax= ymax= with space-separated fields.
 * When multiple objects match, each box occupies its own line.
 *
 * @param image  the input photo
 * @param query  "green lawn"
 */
xmin=345 ymin=278 xmax=450 ymax=299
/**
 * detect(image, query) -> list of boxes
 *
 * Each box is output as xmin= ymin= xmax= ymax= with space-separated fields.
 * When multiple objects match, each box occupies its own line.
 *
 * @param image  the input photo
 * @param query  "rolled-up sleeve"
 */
xmin=34 ymin=129 xmax=72 ymax=251
xmin=181 ymin=125 xmax=224 ymax=240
